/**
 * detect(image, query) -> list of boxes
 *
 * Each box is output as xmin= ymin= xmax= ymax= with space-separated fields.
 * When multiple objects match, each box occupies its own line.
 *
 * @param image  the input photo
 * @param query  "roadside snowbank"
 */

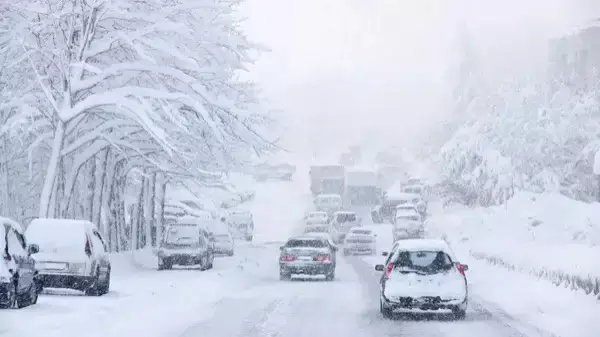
xmin=427 ymin=192 xmax=600 ymax=298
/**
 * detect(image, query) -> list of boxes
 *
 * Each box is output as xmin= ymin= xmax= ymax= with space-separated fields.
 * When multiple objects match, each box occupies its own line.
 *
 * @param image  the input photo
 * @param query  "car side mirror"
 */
xmin=375 ymin=264 xmax=385 ymax=271
xmin=279 ymin=246 xmax=284 ymax=251
xmin=461 ymin=264 xmax=469 ymax=271
xmin=28 ymin=244 xmax=39 ymax=255
xmin=332 ymin=246 xmax=338 ymax=252
xmin=381 ymin=251 xmax=388 ymax=256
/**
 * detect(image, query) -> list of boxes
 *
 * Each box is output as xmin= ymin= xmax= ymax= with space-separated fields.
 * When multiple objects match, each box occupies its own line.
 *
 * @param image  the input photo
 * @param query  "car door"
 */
xmin=91 ymin=230 xmax=110 ymax=272
xmin=6 ymin=226 xmax=33 ymax=292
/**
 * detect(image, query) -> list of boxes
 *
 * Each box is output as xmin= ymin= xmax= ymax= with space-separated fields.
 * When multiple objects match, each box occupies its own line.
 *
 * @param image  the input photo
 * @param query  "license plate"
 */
xmin=297 ymin=256 xmax=312 ymax=261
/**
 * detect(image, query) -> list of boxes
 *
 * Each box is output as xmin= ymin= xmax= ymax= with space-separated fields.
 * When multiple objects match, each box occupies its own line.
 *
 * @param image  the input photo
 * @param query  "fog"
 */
xmin=241 ymin=0 xmax=597 ymax=160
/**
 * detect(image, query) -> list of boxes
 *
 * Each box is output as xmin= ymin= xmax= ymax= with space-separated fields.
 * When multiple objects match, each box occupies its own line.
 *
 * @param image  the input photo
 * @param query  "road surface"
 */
xmin=2 ymin=179 xmax=557 ymax=337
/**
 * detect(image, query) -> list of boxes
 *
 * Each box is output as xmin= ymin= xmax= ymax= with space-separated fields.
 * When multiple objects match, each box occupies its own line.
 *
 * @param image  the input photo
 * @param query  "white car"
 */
xmin=304 ymin=211 xmax=329 ymax=225
xmin=376 ymin=239 xmax=469 ymax=319
xmin=392 ymin=212 xmax=424 ymax=241
xmin=25 ymin=218 xmax=111 ymax=296
xmin=157 ymin=222 xmax=215 ymax=270
xmin=226 ymin=209 xmax=254 ymax=241
xmin=213 ymin=232 xmax=234 ymax=256
xmin=303 ymin=223 xmax=331 ymax=235
xmin=330 ymin=211 xmax=361 ymax=243
xmin=343 ymin=227 xmax=376 ymax=255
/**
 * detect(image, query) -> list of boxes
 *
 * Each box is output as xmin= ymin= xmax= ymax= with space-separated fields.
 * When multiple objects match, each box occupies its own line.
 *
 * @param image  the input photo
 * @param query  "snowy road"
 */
xmin=2 ymin=179 xmax=561 ymax=337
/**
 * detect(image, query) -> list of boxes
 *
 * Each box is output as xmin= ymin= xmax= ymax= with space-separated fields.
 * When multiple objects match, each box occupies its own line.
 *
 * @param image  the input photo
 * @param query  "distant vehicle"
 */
xmin=226 ymin=209 xmax=254 ymax=241
xmin=157 ymin=222 xmax=215 ymax=270
xmin=376 ymin=239 xmax=469 ymax=320
xmin=254 ymin=163 xmax=297 ymax=181
xmin=309 ymin=165 xmax=345 ymax=195
xmin=392 ymin=212 xmax=424 ymax=241
xmin=279 ymin=236 xmax=337 ymax=281
xmin=213 ymin=232 xmax=234 ymax=256
xmin=303 ymin=223 xmax=331 ymax=235
xmin=304 ymin=211 xmax=329 ymax=225
xmin=25 ymin=218 xmax=111 ymax=296
xmin=343 ymin=227 xmax=377 ymax=256
xmin=344 ymin=168 xmax=380 ymax=206
xmin=371 ymin=191 xmax=424 ymax=223
xmin=392 ymin=204 xmax=420 ymax=224
xmin=313 ymin=194 xmax=343 ymax=215
xmin=304 ymin=232 xmax=336 ymax=246
xmin=1 ymin=217 xmax=39 ymax=308
xmin=330 ymin=211 xmax=361 ymax=243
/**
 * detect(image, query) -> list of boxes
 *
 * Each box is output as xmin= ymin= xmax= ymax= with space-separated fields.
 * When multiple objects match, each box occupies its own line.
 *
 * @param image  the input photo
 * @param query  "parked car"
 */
xmin=343 ymin=227 xmax=377 ymax=255
xmin=1 ymin=217 xmax=39 ymax=308
xmin=156 ymin=221 xmax=215 ymax=270
xmin=279 ymin=236 xmax=337 ymax=281
xmin=213 ymin=232 xmax=234 ymax=256
xmin=376 ymin=239 xmax=469 ymax=320
xmin=25 ymin=218 xmax=111 ymax=296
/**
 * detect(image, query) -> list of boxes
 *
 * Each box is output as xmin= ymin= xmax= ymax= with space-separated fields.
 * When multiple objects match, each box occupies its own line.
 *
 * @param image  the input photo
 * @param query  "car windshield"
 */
xmin=335 ymin=213 xmax=356 ymax=222
xmin=286 ymin=239 xmax=327 ymax=248
xmin=351 ymin=229 xmax=371 ymax=235
xmin=165 ymin=225 xmax=199 ymax=245
xmin=392 ymin=251 xmax=453 ymax=274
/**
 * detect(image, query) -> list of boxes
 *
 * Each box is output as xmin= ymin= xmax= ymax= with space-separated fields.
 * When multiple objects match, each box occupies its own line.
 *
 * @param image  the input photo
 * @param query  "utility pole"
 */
xmin=593 ymin=150 xmax=600 ymax=201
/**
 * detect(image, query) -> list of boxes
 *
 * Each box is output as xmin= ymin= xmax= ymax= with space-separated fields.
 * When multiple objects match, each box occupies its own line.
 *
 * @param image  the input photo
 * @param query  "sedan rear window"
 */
xmin=335 ymin=213 xmax=356 ymax=222
xmin=392 ymin=251 xmax=453 ymax=274
xmin=286 ymin=239 xmax=327 ymax=248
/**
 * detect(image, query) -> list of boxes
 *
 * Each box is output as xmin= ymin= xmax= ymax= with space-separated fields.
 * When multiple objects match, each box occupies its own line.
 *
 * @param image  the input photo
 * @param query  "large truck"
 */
xmin=309 ymin=165 xmax=345 ymax=195
xmin=345 ymin=168 xmax=380 ymax=205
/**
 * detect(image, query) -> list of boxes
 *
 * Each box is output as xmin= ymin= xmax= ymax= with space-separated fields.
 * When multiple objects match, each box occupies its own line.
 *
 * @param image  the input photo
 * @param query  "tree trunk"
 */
xmin=134 ymin=176 xmax=145 ymax=249
xmin=154 ymin=172 xmax=166 ymax=246
xmin=85 ymin=156 xmax=97 ymax=222
xmin=39 ymin=121 xmax=65 ymax=218
xmin=93 ymin=149 xmax=109 ymax=230
xmin=143 ymin=173 xmax=155 ymax=248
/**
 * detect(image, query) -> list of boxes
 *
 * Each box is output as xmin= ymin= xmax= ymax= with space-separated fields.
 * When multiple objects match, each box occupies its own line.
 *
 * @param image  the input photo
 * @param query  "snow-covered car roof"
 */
xmin=392 ymin=239 xmax=454 ymax=255
xmin=305 ymin=232 xmax=333 ymax=239
xmin=385 ymin=191 xmax=421 ymax=200
xmin=348 ymin=228 xmax=373 ymax=235
xmin=395 ymin=204 xmax=418 ymax=209
xmin=316 ymin=194 xmax=342 ymax=200
xmin=1 ymin=217 xmax=24 ymax=249
xmin=307 ymin=211 xmax=328 ymax=217
xmin=395 ymin=211 xmax=421 ymax=218
xmin=333 ymin=211 xmax=356 ymax=215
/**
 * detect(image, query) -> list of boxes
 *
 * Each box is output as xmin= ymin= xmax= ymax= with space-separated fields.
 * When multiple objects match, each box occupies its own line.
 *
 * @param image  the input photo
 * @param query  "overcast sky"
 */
xmin=240 ymin=0 xmax=594 ymax=161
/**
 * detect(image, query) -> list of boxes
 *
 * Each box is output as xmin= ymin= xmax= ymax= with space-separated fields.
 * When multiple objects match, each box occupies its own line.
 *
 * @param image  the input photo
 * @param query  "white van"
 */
xmin=25 ymin=218 xmax=110 ymax=296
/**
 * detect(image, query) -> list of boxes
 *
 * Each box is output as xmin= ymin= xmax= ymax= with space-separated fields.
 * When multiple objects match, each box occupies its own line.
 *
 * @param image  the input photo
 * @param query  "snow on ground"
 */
xmin=427 ymin=192 xmax=600 ymax=283
xmin=419 ymin=194 xmax=600 ymax=337
xmin=3 ymin=178 xmax=592 ymax=337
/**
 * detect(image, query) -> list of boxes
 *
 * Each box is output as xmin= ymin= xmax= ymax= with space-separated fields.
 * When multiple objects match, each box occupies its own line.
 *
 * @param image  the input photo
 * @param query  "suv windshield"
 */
xmin=165 ymin=225 xmax=199 ymax=246
xmin=392 ymin=251 xmax=453 ymax=274
xmin=286 ymin=239 xmax=327 ymax=248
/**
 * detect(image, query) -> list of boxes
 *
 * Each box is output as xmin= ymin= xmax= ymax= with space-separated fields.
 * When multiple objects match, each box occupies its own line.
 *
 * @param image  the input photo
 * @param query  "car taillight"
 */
xmin=455 ymin=263 xmax=465 ymax=276
xmin=85 ymin=238 xmax=92 ymax=257
xmin=385 ymin=263 xmax=394 ymax=277
xmin=280 ymin=255 xmax=295 ymax=262
xmin=313 ymin=255 xmax=329 ymax=262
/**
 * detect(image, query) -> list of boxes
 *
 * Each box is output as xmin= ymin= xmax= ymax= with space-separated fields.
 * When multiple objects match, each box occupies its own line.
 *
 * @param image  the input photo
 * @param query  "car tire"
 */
xmin=279 ymin=269 xmax=291 ymax=281
xmin=28 ymin=281 xmax=38 ymax=305
xmin=245 ymin=235 xmax=253 ymax=241
xmin=325 ymin=269 xmax=335 ymax=281
xmin=380 ymin=299 xmax=393 ymax=319
xmin=3 ymin=280 xmax=18 ymax=309
xmin=98 ymin=268 xmax=111 ymax=295
xmin=85 ymin=269 xmax=102 ymax=296
xmin=452 ymin=308 xmax=466 ymax=320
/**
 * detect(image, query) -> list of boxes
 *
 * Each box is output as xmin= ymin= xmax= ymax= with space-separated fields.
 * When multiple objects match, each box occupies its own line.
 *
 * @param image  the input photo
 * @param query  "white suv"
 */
xmin=376 ymin=239 xmax=468 ymax=319
xmin=25 ymin=218 xmax=111 ymax=296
